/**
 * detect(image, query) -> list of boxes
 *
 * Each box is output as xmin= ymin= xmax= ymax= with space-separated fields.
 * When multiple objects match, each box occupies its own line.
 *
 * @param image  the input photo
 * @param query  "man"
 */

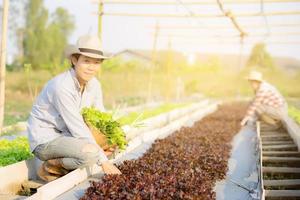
xmin=241 ymin=70 xmax=288 ymax=129
xmin=27 ymin=34 xmax=121 ymax=182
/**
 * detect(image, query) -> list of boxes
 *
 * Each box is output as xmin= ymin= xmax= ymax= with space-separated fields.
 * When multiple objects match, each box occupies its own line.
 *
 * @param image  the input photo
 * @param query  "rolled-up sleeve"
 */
xmin=53 ymin=88 xmax=93 ymax=139
xmin=246 ymin=90 xmax=264 ymax=119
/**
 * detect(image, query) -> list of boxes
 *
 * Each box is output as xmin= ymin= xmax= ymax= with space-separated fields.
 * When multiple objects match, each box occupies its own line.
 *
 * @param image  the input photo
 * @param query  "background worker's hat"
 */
xmin=246 ymin=70 xmax=263 ymax=82
xmin=65 ymin=34 xmax=110 ymax=59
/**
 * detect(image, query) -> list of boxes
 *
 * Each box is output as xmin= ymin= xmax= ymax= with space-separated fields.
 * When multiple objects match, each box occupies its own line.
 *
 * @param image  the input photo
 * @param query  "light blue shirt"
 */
xmin=27 ymin=68 xmax=108 ymax=162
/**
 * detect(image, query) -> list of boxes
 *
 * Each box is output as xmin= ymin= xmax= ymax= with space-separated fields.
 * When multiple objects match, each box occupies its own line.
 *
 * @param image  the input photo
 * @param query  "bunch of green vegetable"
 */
xmin=81 ymin=107 xmax=127 ymax=150
xmin=0 ymin=136 xmax=33 ymax=167
xmin=288 ymin=106 xmax=300 ymax=124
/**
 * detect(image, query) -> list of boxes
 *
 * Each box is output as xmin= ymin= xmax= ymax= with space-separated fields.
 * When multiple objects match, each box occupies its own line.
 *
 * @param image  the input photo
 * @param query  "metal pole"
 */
xmin=98 ymin=0 xmax=104 ymax=42
xmin=0 ymin=0 xmax=9 ymax=132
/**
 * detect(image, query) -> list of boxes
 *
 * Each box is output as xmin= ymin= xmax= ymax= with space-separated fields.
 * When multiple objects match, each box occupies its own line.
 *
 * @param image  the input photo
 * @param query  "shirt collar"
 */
xmin=256 ymin=81 xmax=266 ymax=93
xmin=69 ymin=68 xmax=93 ymax=92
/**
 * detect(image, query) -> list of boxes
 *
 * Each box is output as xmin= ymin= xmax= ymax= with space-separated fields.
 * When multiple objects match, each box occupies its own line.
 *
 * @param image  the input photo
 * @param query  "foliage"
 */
xmin=246 ymin=43 xmax=275 ymax=69
xmin=102 ymin=57 xmax=147 ymax=73
xmin=101 ymin=57 xmax=123 ymax=71
xmin=288 ymin=106 xmax=300 ymax=124
xmin=4 ymin=54 xmax=300 ymax=126
xmin=81 ymin=107 xmax=127 ymax=150
xmin=0 ymin=137 xmax=33 ymax=167
xmin=22 ymin=0 xmax=75 ymax=71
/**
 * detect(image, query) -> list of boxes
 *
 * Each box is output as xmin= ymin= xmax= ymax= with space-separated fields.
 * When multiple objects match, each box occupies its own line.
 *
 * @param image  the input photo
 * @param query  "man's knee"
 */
xmin=79 ymin=143 xmax=99 ymax=165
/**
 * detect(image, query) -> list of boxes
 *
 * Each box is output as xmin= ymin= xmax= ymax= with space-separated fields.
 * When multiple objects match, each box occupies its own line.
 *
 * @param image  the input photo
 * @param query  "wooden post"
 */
xmin=98 ymin=0 xmax=104 ymax=42
xmin=147 ymin=20 xmax=159 ymax=102
xmin=238 ymin=35 xmax=245 ymax=70
xmin=0 ymin=0 xmax=9 ymax=133
xmin=165 ymin=36 xmax=172 ymax=101
xmin=97 ymin=0 xmax=104 ymax=80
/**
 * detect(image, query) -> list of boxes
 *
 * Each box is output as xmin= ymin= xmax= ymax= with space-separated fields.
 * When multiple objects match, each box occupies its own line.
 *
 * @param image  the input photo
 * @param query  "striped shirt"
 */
xmin=246 ymin=81 xmax=286 ymax=119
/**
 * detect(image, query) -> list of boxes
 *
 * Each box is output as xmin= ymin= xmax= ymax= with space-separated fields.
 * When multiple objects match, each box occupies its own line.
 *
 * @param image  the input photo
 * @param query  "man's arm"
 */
xmin=53 ymin=87 xmax=108 ymax=163
xmin=241 ymin=89 xmax=265 ymax=126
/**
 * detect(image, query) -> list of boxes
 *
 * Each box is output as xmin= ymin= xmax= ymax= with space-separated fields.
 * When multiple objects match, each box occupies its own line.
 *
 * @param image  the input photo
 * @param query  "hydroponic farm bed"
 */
xmin=80 ymin=103 xmax=247 ymax=200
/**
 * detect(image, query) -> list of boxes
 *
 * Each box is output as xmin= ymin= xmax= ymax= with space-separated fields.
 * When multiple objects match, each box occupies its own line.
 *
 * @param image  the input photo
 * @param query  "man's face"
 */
xmin=72 ymin=55 xmax=102 ymax=84
xmin=249 ymin=80 xmax=261 ymax=91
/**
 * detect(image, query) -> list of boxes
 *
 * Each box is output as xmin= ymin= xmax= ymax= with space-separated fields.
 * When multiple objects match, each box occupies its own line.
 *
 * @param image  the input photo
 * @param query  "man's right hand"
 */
xmin=101 ymin=161 xmax=122 ymax=175
xmin=104 ymin=147 xmax=116 ymax=157
xmin=241 ymin=116 xmax=251 ymax=126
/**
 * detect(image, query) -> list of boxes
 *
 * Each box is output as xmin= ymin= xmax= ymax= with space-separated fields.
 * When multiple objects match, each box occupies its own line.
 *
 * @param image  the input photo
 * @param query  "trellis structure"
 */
xmin=93 ymin=0 xmax=300 ymax=100
xmin=94 ymin=0 xmax=300 ymax=47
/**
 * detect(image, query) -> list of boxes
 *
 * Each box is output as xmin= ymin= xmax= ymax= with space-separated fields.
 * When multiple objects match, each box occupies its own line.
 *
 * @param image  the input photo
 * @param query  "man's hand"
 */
xmin=101 ymin=162 xmax=122 ymax=175
xmin=104 ymin=147 xmax=115 ymax=157
xmin=241 ymin=116 xmax=251 ymax=126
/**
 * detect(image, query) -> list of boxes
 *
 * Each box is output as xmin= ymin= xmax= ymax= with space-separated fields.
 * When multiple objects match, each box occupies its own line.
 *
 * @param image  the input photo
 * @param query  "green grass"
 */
xmin=0 ymin=137 xmax=33 ymax=167
xmin=117 ymin=103 xmax=189 ymax=126
xmin=288 ymin=106 xmax=300 ymax=124
xmin=4 ymin=101 xmax=31 ymax=126
xmin=4 ymin=58 xmax=300 ymax=128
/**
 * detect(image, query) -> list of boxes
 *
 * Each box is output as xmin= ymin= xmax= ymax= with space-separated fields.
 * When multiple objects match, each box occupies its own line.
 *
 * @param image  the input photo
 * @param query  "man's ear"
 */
xmin=71 ymin=55 xmax=78 ymax=66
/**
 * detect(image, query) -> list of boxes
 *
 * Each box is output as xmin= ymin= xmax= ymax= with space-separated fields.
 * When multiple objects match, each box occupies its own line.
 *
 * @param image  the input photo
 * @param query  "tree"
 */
xmin=0 ymin=0 xmax=9 ymax=132
xmin=22 ymin=0 xmax=49 ymax=69
xmin=0 ymin=0 xmax=26 ymax=69
xmin=246 ymin=43 xmax=275 ymax=69
xmin=45 ymin=7 xmax=75 ymax=73
xmin=22 ymin=0 xmax=74 ymax=71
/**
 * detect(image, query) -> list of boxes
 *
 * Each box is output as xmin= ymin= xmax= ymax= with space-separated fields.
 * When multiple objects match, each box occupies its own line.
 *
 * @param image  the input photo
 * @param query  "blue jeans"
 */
xmin=33 ymin=136 xmax=107 ymax=170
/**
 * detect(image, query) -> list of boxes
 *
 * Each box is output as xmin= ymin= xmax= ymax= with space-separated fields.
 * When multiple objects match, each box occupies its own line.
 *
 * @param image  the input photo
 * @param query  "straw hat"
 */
xmin=65 ymin=34 xmax=110 ymax=59
xmin=246 ymin=70 xmax=263 ymax=82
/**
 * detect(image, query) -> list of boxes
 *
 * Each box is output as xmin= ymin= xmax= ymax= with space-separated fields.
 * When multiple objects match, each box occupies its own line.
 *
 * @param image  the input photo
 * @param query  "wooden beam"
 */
xmin=154 ymin=38 xmax=300 ymax=46
xmin=262 ymin=141 xmax=294 ymax=145
xmin=157 ymin=32 xmax=300 ymax=39
xmin=98 ymin=0 xmax=300 ymax=5
xmin=261 ymin=131 xmax=288 ymax=135
xmin=154 ymin=38 xmax=300 ymax=45
xmin=264 ymin=179 xmax=300 ymax=187
xmin=261 ymin=134 xmax=291 ymax=140
xmin=265 ymin=190 xmax=300 ymax=197
xmin=148 ymin=23 xmax=300 ymax=30
xmin=263 ymin=151 xmax=300 ymax=156
xmin=103 ymin=11 xmax=300 ymax=18
xmin=263 ymin=167 xmax=300 ymax=173
xmin=216 ymin=0 xmax=247 ymax=37
xmin=263 ymin=156 xmax=300 ymax=162
xmin=262 ymin=144 xmax=297 ymax=150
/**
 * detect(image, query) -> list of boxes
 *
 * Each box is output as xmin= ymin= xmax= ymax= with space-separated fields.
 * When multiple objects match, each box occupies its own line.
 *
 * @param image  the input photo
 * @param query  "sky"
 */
xmin=4 ymin=0 xmax=300 ymax=61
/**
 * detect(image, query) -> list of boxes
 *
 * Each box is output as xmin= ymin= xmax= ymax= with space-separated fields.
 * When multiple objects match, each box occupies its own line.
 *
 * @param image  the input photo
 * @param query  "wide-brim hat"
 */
xmin=65 ymin=34 xmax=110 ymax=59
xmin=246 ymin=70 xmax=263 ymax=82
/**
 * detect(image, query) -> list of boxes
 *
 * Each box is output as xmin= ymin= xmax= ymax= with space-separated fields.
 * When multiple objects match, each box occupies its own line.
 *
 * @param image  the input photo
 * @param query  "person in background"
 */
xmin=27 ymin=34 xmax=121 ymax=182
xmin=241 ymin=70 xmax=288 ymax=129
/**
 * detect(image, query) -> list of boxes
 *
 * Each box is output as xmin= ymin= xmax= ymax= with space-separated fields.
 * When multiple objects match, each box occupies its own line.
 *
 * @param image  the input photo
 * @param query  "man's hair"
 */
xmin=70 ymin=54 xmax=81 ymax=68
